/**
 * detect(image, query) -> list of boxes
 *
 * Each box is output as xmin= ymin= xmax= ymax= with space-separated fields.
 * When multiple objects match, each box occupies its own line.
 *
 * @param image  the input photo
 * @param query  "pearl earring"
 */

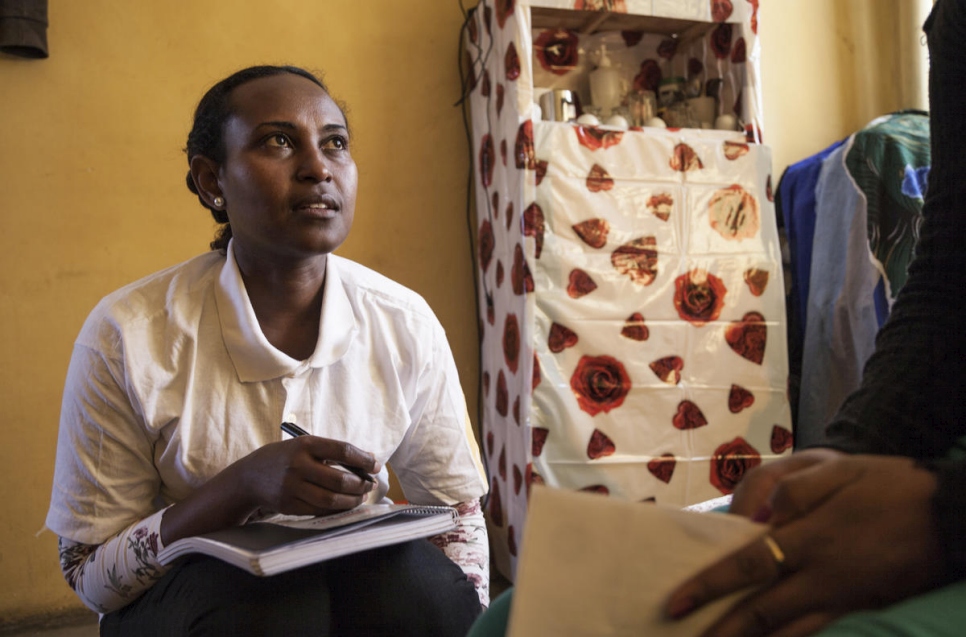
xmin=213 ymin=196 xmax=225 ymax=208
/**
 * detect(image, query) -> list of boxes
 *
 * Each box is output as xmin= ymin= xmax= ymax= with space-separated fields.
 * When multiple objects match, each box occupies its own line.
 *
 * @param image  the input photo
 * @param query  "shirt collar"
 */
xmin=214 ymin=242 xmax=357 ymax=382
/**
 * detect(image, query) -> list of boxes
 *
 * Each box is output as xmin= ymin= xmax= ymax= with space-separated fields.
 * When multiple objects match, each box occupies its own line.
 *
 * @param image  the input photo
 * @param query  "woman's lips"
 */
xmin=294 ymin=196 xmax=339 ymax=219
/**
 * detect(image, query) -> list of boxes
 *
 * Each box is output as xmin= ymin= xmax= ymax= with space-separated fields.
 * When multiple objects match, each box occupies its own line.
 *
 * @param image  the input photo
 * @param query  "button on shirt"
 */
xmin=46 ymin=244 xmax=487 ymax=545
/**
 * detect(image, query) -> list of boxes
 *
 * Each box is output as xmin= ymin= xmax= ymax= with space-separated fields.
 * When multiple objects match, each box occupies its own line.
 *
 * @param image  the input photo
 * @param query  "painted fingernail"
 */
xmin=752 ymin=504 xmax=773 ymax=523
xmin=667 ymin=596 xmax=695 ymax=620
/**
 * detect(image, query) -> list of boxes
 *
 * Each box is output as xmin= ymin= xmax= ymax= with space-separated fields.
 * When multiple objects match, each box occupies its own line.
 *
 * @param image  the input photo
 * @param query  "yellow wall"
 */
xmin=0 ymin=0 xmax=930 ymax=623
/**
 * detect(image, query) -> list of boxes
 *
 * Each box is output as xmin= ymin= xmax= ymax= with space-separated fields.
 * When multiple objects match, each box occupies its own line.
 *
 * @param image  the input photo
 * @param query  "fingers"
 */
xmin=697 ymin=574 xmax=835 ymax=637
xmin=289 ymin=438 xmax=376 ymax=496
xmin=766 ymin=457 xmax=864 ymax=527
xmin=667 ymin=531 xmax=790 ymax=621
xmin=287 ymin=479 xmax=370 ymax=515
xmin=300 ymin=435 xmax=378 ymax=475
xmin=729 ymin=449 xmax=844 ymax=519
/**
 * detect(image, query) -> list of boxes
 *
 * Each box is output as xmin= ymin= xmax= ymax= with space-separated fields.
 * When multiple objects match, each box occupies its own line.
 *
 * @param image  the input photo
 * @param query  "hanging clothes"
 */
xmin=781 ymin=111 xmax=930 ymax=448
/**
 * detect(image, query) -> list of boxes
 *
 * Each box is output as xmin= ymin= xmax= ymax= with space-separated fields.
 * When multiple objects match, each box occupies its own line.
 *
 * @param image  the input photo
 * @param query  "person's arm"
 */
xmin=49 ymin=338 xmax=377 ymax=612
xmin=390 ymin=312 xmax=490 ymax=604
xmin=58 ymin=432 xmax=381 ymax=615
xmin=429 ymin=499 xmax=490 ymax=607
xmin=57 ymin=510 xmax=168 ymax=614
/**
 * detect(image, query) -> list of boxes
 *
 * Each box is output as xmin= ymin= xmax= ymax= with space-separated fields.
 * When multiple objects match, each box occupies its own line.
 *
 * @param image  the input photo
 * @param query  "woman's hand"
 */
xmin=233 ymin=435 xmax=378 ymax=516
xmin=161 ymin=436 xmax=377 ymax=544
xmin=665 ymin=454 xmax=944 ymax=637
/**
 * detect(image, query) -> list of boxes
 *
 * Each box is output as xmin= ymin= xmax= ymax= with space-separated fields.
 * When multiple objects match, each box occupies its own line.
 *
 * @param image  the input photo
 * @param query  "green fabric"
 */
xmin=843 ymin=111 xmax=931 ymax=298
xmin=815 ymin=580 xmax=966 ymax=637
xmin=466 ymin=588 xmax=513 ymax=637
xmin=469 ymin=583 xmax=966 ymax=637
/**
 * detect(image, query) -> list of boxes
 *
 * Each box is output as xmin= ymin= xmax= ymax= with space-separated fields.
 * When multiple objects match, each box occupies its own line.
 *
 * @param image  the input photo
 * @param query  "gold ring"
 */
xmin=763 ymin=534 xmax=786 ymax=568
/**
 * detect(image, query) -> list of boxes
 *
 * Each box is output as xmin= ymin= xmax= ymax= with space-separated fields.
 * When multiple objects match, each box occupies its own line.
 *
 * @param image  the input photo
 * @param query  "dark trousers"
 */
xmin=100 ymin=539 xmax=482 ymax=636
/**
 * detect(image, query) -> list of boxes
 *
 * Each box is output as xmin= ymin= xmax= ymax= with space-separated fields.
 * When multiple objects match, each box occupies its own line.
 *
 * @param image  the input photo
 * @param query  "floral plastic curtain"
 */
xmin=465 ymin=0 xmax=789 ymax=580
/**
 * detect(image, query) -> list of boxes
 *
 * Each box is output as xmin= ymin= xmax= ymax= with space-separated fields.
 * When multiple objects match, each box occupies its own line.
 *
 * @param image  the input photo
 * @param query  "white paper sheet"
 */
xmin=508 ymin=486 xmax=766 ymax=636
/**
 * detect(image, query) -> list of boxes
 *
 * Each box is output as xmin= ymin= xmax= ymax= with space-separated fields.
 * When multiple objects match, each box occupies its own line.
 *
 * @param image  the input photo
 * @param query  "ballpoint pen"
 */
xmin=280 ymin=422 xmax=376 ymax=483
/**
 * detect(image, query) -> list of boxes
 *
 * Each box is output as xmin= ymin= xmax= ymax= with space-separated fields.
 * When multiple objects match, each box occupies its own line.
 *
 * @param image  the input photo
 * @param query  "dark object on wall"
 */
xmin=0 ymin=0 xmax=48 ymax=58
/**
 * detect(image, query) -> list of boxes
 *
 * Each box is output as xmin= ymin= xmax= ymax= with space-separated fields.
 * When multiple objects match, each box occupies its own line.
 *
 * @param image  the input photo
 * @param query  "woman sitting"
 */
xmin=45 ymin=65 xmax=488 ymax=636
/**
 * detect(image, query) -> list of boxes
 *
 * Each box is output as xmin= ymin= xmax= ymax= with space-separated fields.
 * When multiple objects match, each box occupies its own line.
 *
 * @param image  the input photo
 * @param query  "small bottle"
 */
xmin=589 ymin=44 xmax=622 ymax=119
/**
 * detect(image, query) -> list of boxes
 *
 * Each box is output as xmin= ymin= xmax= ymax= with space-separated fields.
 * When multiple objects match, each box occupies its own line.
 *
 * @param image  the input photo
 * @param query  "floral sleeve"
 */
xmin=428 ymin=499 xmax=490 ymax=608
xmin=57 ymin=508 xmax=169 ymax=614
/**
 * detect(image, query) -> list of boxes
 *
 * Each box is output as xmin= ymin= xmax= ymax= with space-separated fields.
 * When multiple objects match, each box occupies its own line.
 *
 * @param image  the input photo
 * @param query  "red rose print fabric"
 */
xmin=504 ymin=42 xmax=520 ymax=81
xmin=731 ymin=37 xmax=747 ymax=64
xmin=575 ymin=126 xmax=624 ymax=152
xmin=647 ymin=193 xmax=673 ymax=221
xmin=673 ymin=269 xmax=727 ymax=326
xmin=567 ymin=269 xmax=597 ymax=298
xmin=673 ymin=400 xmax=708 ymax=430
xmin=770 ymin=425 xmax=793 ymax=453
xmin=535 ymin=160 xmax=548 ymax=186
xmin=710 ymin=437 xmax=762 ymax=494
xmin=532 ymin=427 xmax=549 ymax=457
xmin=709 ymin=185 xmax=761 ymax=241
xmin=479 ymin=134 xmax=495 ymax=187
xmin=466 ymin=4 xmax=783 ymax=576
xmin=573 ymin=218 xmax=610 ymax=248
xmin=586 ymin=163 xmax=615 ymax=192
xmin=723 ymin=140 xmax=749 ymax=160
xmin=548 ymin=322 xmax=579 ymax=353
xmin=523 ymin=203 xmax=545 ymax=258
xmin=621 ymin=313 xmax=649 ymax=341
xmin=503 ymin=314 xmax=520 ymax=374
xmin=587 ymin=428 xmax=616 ymax=459
xmin=534 ymin=29 xmax=579 ymax=75
xmin=711 ymin=0 xmax=733 ymax=22
xmin=650 ymin=356 xmax=683 ymax=385
xmin=728 ymin=384 xmax=755 ymax=413
xmin=612 ymin=237 xmax=659 ymax=285
xmin=647 ymin=454 xmax=676 ymax=483
xmin=478 ymin=220 xmax=494 ymax=273
xmin=743 ymin=268 xmax=769 ymax=296
xmin=496 ymin=370 xmax=509 ymax=417
xmin=570 ymin=355 xmax=631 ymax=416
xmin=512 ymin=464 xmax=523 ymax=495
xmin=515 ymin=120 xmax=536 ymax=170
xmin=495 ymin=0 xmax=514 ymax=28
xmin=511 ymin=244 xmax=534 ymax=295
xmin=670 ymin=143 xmax=703 ymax=172
xmin=726 ymin=311 xmax=767 ymax=364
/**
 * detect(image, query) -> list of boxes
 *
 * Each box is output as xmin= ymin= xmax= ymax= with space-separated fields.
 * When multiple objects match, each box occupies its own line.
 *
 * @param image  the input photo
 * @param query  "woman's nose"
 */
xmin=296 ymin=148 xmax=333 ymax=182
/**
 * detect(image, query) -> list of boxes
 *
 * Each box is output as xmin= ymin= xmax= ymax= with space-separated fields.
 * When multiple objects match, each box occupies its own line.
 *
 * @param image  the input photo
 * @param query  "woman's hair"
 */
xmin=184 ymin=65 xmax=333 ymax=252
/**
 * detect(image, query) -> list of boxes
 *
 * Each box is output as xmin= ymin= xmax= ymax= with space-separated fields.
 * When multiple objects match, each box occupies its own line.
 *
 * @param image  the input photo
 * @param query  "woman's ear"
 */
xmin=189 ymin=155 xmax=223 ymax=209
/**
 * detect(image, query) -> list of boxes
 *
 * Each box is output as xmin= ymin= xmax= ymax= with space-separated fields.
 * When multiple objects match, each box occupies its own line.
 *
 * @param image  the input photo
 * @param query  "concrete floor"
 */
xmin=0 ymin=614 xmax=98 ymax=637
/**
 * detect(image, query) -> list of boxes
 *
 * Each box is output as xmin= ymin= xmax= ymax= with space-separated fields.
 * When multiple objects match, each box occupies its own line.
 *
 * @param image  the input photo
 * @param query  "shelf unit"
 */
xmin=464 ymin=0 xmax=789 ymax=580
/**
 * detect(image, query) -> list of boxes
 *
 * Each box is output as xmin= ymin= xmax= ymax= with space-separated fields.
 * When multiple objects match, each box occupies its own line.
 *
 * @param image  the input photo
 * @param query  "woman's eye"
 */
xmin=266 ymin=134 xmax=291 ymax=148
xmin=323 ymin=136 xmax=348 ymax=151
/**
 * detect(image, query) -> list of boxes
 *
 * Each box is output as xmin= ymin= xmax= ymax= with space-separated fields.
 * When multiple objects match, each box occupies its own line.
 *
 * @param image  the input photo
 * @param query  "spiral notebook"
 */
xmin=157 ymin=503 xmax=458 ymax=576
